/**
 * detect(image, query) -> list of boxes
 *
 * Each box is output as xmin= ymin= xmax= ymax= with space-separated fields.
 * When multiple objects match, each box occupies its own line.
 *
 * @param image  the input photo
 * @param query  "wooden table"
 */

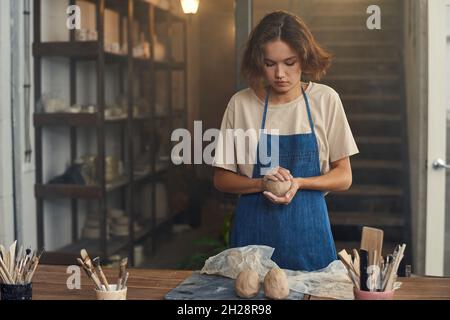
xmin=31 ymin=265 xmax=450 ymax=300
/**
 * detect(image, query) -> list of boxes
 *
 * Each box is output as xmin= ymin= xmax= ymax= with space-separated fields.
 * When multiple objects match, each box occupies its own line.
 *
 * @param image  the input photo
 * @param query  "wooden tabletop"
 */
xmin=31 ymin=265 xmax=450 ymax=300
xmin=32 ymin=265 xmax=193 ymax=300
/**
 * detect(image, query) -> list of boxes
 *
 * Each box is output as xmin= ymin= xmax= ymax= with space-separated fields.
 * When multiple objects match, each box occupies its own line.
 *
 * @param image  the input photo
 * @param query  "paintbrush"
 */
xmin=79 ymin=250 xmax=103 ymax=290
xmin=92 ymin=257 xmax=110 ymax=291
xmin=121 ymin=272 xmax=129 ymax=289
xmin=77 ymin=258 xmax=102 ymax=290
xmin=117 ymin=258 xmax=128 ymax=290
xmin=25 ymin=256 xmax=40 ymax=283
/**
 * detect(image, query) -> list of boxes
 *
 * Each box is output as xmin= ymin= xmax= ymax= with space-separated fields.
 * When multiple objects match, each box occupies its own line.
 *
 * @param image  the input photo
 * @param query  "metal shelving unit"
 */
xmin=33 ymin=0 xmax=187 ymax=266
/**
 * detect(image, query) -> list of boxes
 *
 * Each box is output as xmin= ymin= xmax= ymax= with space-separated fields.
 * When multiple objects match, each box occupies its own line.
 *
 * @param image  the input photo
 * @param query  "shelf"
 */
xmin=106 ymin=175 xmax=129 ymax=191
xmin=154 ymin=112 xmax=185 ymax=120
xmin=34 ymin=113 xmax=154 ymax=127
xmin=34 ymin=113 xmax=98 ymax=127
xmin=34 ymin=0 xmax=189 ymax=266
xmin=35 ymin=184 xmax=102 ymax=199
xmin=33 ymin=41 xmax=98 ymax=58
xmin=58 ymin=237 xmax=127 ymax=261
xmin=81 ymin=0 xmax=127 ymax=13
xmin=155 ymin=61 xmax=186 ymax=70
xmin=54 ymin=221 xmax=152 ymax=261
xmin=35 ymin=176 xmax=129 ymax=199
xmin=33 ymin=42 xmax=183 ymax=68
xmin=78 ymin=0 xmax=186 ymax=21
xmin=33 ymin=41 xmax=152 ymax=63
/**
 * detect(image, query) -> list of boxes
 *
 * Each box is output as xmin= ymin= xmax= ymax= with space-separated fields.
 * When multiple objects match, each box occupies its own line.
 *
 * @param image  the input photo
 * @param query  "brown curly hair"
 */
xmin=241 ymin=11 xmax=331 ymax=86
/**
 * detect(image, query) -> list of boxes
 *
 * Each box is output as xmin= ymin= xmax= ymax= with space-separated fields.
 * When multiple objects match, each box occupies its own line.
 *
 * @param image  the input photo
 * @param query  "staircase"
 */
xmin=304 ymin=0 xmax=409 ymax=254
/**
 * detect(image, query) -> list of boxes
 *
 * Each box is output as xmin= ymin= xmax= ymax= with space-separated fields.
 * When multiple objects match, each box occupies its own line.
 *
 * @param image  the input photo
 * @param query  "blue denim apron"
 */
xmin=230 ymin=86 xmax=337 ymax=271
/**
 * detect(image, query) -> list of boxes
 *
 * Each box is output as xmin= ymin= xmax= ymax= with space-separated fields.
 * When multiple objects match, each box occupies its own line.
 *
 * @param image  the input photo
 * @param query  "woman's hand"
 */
xmin=262 ymin=166 xmax=292 ymax=184
xmin=262 ymin=167 xmax=299 ymax=205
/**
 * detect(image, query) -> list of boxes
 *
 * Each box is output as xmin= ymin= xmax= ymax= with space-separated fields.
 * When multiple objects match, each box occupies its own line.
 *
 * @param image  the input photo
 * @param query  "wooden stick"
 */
xmin=93 ymin=257 xmax=110 ymax=291
xmin=0 ymin=264 xmax=11 ymax=284
xmin=0 ymin=254 xmax=14 ymax=283
xmin=9 ymin=240 xmax=17 ymax=276
xmin=25 ymin=256 xmax=40 ymax=283
xmin=80 ymin=249 xmax=103 ymax=290
xmin=385 ymin=244 xmax=406 ymax=291
xmin=117 ymin=258 xmax=128 ymax=290
xmin=352 ymin=249 xmax=360 ymax=277
xmin=121 ymin=272 xmax=129 ymax=289
xmin=77 ymin=258 xmax=102 ymax=290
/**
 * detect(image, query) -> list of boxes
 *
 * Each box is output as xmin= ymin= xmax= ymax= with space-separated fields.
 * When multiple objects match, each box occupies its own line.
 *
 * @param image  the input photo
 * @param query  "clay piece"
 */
xmin=264 ymin=180 xmax=291 ymax=197
xmin=264 ymin=267 xmax=289 ymax=300
xmin=235 ymin=269 xmax=260 ymax=298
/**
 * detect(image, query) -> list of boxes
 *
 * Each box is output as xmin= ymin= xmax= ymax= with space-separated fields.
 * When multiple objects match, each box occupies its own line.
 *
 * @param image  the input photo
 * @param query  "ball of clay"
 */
xmin=235 ymin=269 xmax=260 ymax=298
xmin=264 ymin=180 xmax=291 ymax=197
xmin=264 ymin=268 xmax=289 ymax=300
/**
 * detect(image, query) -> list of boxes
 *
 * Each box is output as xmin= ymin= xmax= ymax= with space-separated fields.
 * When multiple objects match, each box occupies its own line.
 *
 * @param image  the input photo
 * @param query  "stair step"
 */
xmin=353 ymin=145 xmax=402 ymax=162
xmin=351 ymin=160 xmax=402 ymax=170
xmin=347 ymin=114 xmax=402 ymax=137
xmin=323 ymin=79 xmax=401 ymax=95
xmin=311 ymin=26 xmax=399 ymax=33
xmin=309 ymin=15 xmax=400 ymax=29
xmin=337 ymin=184 xmax=403 ymax=196
xmin=311 ymin=11 xmax=398 ymax=18
xmin=348 ymin=114 xmax=401 ymax=121
xmin=356 ymin=136 xmax=402 ymax=144
xmin=324 ymin=42 xmax=400 ymax=59
xmin=329 ymin=211 xmax=404 ymax=227
xmin=333 ymin=57 xmax=398 ymax=64
xmin=326 ymin=41 xmax=398 ymax=47
xmin=351 ymin=160 xmax=403 ymax=186
xmin=328 ymin=65 xmax=400 ymax=78
xmin=312 ymin=28 xmax=399 ymax=44
xmin=325 ymin=75 xmax=400 ymax=81
xmin=312 ymin=0 xmax=399 ymax=11
xmin=341 ymin=94 xmax=401 ymax=102
xmin=327 ymin=194 xmax=403 ymax=213
xmin=340 ymin=94 xmax=402 ymax=114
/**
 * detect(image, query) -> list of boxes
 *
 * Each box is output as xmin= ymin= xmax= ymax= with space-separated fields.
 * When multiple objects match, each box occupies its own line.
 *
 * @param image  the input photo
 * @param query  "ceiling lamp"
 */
xmin=180 ymin=0 xmax=199 ymax=14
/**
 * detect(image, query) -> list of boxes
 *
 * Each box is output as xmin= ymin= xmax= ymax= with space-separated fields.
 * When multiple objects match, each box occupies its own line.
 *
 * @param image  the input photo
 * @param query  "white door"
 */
xmin=426 ymin=0 xmax=450 ymax=276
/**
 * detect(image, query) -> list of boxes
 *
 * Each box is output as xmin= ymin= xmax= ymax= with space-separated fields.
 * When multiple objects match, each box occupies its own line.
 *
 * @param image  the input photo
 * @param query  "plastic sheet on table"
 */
xmin=200 ymin=245 xmax=356 ymax=300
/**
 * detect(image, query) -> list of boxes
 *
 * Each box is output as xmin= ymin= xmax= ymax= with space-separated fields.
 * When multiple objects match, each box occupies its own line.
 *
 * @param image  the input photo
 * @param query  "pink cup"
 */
xmin=353 ymin=288 xmax=395 ymax=300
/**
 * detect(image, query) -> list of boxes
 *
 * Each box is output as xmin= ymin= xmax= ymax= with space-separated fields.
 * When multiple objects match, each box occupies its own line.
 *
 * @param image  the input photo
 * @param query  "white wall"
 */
xmin=0 ymin=0 xmax=15 ymax=246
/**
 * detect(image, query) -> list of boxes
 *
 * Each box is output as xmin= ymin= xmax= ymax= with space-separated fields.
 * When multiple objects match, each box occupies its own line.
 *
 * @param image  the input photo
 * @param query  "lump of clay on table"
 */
xmin=264 ymin=267 xmax=289 ymax=300
xmin=235 ymin=269 xmax=260 ymax=298
xmin=264 ymin=180 xmax=291 ymax=197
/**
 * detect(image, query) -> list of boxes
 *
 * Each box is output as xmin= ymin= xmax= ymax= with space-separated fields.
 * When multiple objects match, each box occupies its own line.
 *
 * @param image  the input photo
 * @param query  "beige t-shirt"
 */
xmin=212 ymin=81 xmax=359 ymax=177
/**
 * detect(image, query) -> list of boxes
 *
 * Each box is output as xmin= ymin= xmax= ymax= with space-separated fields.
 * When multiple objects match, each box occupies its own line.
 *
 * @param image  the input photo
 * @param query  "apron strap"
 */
xmin=261 ymin=87 xmax=270 ymax=130
xmin=302 ymin=86 xmax=315 ymax=135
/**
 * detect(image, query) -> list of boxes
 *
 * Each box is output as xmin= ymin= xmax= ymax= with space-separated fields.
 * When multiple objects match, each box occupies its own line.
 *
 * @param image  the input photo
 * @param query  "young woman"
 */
xmin=212 ymin=11 xmax=359 ymax=271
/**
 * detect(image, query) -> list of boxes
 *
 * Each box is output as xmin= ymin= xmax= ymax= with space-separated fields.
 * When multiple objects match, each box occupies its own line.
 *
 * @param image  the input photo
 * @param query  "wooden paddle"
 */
xmin=360 ymin=227 xmax=383 ymax=266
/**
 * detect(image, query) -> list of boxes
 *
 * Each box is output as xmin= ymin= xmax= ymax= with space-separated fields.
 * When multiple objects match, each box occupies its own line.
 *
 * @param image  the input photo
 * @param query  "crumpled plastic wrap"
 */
xmin=200 ymin=245 xmax=355 ymax=300
xmin=201 ymin=245 xmax=279 ymax=281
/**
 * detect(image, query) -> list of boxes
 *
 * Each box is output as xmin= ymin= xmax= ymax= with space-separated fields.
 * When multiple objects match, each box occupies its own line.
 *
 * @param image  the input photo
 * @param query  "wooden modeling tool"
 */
xmin=360 ymin=227 xmax=384 ymax=266
xmin=93 ymin=257 xmax=110 ymax=291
